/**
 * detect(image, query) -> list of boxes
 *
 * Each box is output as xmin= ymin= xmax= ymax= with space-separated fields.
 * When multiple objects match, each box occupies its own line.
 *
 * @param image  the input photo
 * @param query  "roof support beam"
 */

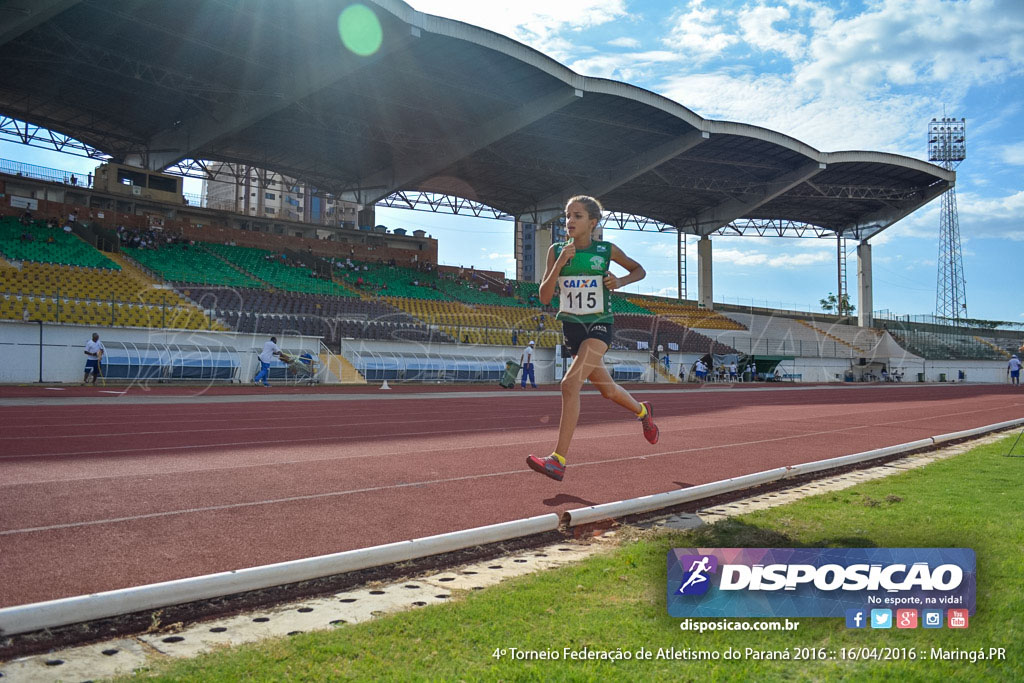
xmin=0 ymin=0 xmax=78 ymax=49
xmin=523 ymin=129 xmax=709 ymax=225
xmin=840 ymin=179 xmax=951 ymax=241
xmin=352 ymin=87 xmax=583 ymax=206
xmin=132 ymin=33 xmax=416 ymax=172
xmin=692 ymin=160 xmax=825 ymax=235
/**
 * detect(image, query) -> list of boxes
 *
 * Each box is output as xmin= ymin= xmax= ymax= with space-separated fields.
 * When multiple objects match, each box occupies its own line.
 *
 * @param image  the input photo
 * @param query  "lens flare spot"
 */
xmin=540 ymin=415 xmax=550 ymax=424
xmin=338 ymin=4 xmax=383 ymax=56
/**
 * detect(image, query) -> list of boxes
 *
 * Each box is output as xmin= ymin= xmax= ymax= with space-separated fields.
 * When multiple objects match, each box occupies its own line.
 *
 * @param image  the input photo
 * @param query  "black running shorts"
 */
xmin=561 ymin=320 xmax=614 ymax=357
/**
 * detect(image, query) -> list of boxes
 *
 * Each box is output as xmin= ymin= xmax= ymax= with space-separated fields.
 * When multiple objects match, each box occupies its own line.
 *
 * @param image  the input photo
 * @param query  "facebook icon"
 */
xmin=845 ymin=608 xmax=867 ymax=629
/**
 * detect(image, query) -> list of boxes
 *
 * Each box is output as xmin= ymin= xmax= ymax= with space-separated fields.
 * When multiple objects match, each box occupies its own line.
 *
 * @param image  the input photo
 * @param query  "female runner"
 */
xmin=526 ymin=195 xmax=659 ymax=481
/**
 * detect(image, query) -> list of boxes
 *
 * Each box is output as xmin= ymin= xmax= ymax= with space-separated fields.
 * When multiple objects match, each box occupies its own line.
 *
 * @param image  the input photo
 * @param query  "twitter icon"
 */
xmin=871 ymin=609 xmax=892 ymax=629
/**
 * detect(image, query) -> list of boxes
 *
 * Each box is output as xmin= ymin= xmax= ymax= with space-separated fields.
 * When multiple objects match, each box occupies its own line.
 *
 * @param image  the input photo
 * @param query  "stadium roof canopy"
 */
xmin=0 ymin=0 xmax=953 ymax=240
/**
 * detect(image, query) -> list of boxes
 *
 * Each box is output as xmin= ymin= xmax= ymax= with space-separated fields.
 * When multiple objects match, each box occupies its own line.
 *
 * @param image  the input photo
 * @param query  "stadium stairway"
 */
xmin=653 ymin=361 xmax=680 ymax=383
xmin=202 ymin=245 xmax=274 ymax=289
xmin=796 ymin=319 xmax=871 ymax=355
xmin=974 ymin=336 xmax=1011 ymax=359
xmin=320 ymin=352 xmax=366 ymax=384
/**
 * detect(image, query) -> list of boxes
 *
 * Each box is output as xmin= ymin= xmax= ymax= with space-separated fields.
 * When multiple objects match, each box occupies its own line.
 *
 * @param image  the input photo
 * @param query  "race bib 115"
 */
xmin=558 ymin=275 xmax=604 ymax=316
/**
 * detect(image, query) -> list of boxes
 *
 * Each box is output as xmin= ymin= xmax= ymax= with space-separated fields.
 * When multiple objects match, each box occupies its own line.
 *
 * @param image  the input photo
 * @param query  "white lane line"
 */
xmin=0 ymin=404 xmax=550 ymax=435
xmin=0 ymin=468 xmax=525 ymax=536
xmin=4 ymin=410 xmax=1017 ymax=533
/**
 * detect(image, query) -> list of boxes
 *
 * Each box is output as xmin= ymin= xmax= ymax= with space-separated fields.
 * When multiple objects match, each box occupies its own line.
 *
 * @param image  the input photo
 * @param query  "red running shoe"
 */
xmin=526 ymin=454 xmax=565 ymax=481
xmin=638 ymin=401 xmax=659 ymax=444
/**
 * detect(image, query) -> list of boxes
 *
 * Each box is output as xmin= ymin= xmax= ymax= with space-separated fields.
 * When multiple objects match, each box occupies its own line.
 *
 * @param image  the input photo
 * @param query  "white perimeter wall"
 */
xmin=0 ymin=321 xmax=1010 ymax=385
xmin=0 ymin=321 xmax=323 ymax=384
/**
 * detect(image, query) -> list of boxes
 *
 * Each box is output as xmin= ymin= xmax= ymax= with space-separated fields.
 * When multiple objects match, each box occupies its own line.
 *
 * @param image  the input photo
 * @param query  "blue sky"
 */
xmin=2 ymin=0 xmax=1021 ymax=322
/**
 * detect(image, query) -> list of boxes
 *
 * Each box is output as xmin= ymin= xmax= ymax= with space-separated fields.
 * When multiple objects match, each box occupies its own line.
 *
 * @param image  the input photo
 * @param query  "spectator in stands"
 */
xmin=520 ymin=340 xmax=537 ymax=389
xmin=253 ymin=336 xmax=282 ymax=387
xmin=526 ymin=195 xmax=658 ymax=483
xmin=70 ymin=174 xmax=77 ymax=186
xmin=662 ymin=353 xmax=671 ymax=373
xmin=1009 ymin=355 xmax=1021 ymax=386
xmin=512 ymin=329 xmax=518 ymax=346
xmin=19 ymin=209 xmax=32 ymax=225
xmin=83 ymin=333 xmax=105 ymax=385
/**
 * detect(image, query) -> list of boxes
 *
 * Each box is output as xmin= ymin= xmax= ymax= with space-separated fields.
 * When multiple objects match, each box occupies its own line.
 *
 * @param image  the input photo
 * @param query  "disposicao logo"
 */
xmin=666 ymin=548 xmax=975 ymax=619
xmin=675 ymin=555 xmax=718 ymax=596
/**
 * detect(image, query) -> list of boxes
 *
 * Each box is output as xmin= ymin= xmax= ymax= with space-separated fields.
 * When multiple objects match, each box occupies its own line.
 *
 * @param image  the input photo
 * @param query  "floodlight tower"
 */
xmin=928 ymin=117 xmax=967 ymax=322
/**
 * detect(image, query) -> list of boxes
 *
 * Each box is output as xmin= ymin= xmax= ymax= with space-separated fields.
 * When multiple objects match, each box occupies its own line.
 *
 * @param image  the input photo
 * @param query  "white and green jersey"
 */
xmin=553 ymin=239 xmax=613 ymax=324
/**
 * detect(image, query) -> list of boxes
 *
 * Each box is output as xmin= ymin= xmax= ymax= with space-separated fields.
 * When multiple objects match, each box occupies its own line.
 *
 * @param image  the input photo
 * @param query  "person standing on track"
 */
xmin=526 ymin=195 xmax=659 ymax=482
xmin=83 ymin=332 xmax=104 ymax=385
xmin=520 ymin=340 xmax=537 ymax=388
xmin=1009 ymin=354 xmax=1021 ymax=386
xmin=253 ymin=336 xmax=282 ymax=387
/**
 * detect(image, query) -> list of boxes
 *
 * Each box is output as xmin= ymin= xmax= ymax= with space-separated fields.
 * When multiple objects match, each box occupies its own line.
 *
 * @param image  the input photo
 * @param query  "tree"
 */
xmin=819 ymin=292 xmax=855 ymax=315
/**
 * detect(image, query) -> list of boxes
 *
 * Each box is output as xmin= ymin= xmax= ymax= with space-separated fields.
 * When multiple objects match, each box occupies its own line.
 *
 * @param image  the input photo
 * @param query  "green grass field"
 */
xmin=131 ymin=435 xmax=1024 ymax=681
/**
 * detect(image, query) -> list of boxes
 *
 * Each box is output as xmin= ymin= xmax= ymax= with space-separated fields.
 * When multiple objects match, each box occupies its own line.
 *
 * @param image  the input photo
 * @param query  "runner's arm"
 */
xmin=604 ymin=244 xmax=645 ymax=291
xmin=538 ymin=243 xmax=573 ymax=305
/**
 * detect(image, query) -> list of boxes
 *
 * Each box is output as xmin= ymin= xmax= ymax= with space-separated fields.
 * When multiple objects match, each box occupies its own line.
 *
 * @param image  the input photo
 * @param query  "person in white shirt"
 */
xmin=253 ymin=336 xmax=282 ymax=387
xmin=1009 ymin=355 xmax=1021 ymax=386
xmin=695 ymin=359 xmax=707 ymax=382
xmin=729 ymin=362 xmax=738 ymax=382
xmin=83 ymin=332 xmax=105 ymax=384
xmin=520 ymin=340 xmax=537 ymax=388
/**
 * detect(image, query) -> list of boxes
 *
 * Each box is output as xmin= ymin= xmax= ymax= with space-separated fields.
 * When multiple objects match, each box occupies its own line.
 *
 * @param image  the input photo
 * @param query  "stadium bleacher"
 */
xmin=203 ymin=243 xmax=355 ymax=297
xmin=0 ymin=217 xmax=119 ymax=269
xmin=3 ymin=193 xmax=1014 ymax=370
xmin=124 ymin=243 xmax=264 ymax=289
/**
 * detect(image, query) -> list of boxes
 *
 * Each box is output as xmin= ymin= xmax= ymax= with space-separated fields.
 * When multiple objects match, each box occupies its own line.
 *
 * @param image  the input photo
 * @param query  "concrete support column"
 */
xmin=857 ymin=241 xmax=873 ymax=328
xmin=697 ymin=236 xmax=713 ymax=311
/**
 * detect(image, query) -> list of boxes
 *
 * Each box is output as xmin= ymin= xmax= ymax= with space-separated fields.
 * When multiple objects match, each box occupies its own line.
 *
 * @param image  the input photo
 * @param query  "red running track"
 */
xmin=1 ymin=383 xmax=1022 ymax=608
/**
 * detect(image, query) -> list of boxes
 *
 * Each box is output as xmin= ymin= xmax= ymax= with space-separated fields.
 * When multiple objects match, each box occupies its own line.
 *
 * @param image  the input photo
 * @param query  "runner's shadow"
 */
xmin=543 ymin=494 xmax=597 ymax=507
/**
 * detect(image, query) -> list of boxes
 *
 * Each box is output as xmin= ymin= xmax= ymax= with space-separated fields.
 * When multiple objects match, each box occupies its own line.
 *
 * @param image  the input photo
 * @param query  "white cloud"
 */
xmin=657 ymin=71 xmax=934 ymax=154
xmin=737 ymin=5 xmax=804 ymax=60
xmin=714 ymin=247 xmax=832 ymax=268
xmin=795 ymin=0 xmax=1024 ymax=98
xmin=608 ymin=37 xmax=640 ymax=48
xmin=570 ymin=50 xmax=680 ymax=80
xmin=956 ymin=189 xmax=1024 ymax=240
xmin=405 ymin=0 xmax=628 ymax=58
xmin=662 ymin=1 xmax=739 ymax=62
xmin=1002 ymin=141 xmax=1024 ymax=166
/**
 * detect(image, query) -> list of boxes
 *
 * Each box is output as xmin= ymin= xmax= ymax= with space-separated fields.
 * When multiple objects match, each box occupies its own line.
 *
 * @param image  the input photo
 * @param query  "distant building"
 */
xmin=201 ymin=163 xmax=360 ymax=229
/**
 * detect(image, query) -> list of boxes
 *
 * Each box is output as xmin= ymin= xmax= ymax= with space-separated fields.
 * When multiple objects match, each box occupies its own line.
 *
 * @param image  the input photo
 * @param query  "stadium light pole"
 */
xmin=928 ymin=117 xmax=967 ymax=324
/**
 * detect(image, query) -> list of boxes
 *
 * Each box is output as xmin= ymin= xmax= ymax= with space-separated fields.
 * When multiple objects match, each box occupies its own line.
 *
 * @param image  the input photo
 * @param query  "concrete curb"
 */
xmin=564 ymin=420 xmax=1024 ymax=527
xmin=0 ymin=514 xmax=559 ymax=637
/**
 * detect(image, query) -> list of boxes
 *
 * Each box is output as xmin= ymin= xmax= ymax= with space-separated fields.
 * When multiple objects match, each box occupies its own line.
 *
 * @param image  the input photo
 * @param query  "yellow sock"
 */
xmin=635 ymin=404 xmax=647 ymax=419
xmin=551 ymin=452 xmax=565 ymax=466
